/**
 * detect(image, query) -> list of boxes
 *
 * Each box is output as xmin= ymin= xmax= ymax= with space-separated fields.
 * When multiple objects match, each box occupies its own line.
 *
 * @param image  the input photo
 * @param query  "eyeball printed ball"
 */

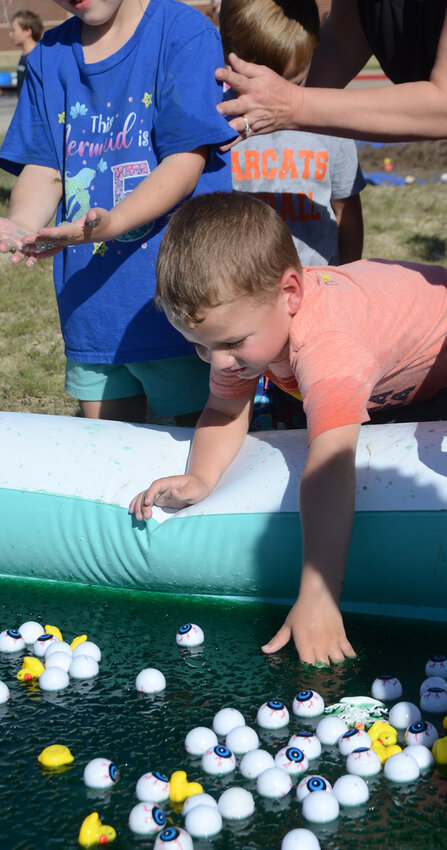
xmin=289 ymin=731 xmax=321 ymax=760
xmin=0 ymin=681 xmax=10 ymax=703
xmin=332 ymin=774 xmax=369 ymax=807
xmin=384 ymin=751 xmax=420 ymax=783
xmin=73 ymin=641 xmax=101 ymax=662
xmin=182 ymin=793 xmax=217 ymax=816
xmin=33 ymin=633 xmax=58 ymax=657
xmin=184 ymin=804 xmax=222 ymax=838
xmin=292 ymin=690 xmax=325 ymax=718
xmin=201 ymin=744 xmax=236 ymax=776
xmin=239 ymin=748 xmax=275 ymax=779
xmin=302 ymin=789 xmax=339 ymax=823
xmin=403 ymin=744 xmax=434 ymax=771
xmin=135 ymin=667 xmax=166 ymax=693
xmin=154 ymin=827 xmax=193 ymax=849
xmin=275 ymin=746 xmax=309 ymax=776
xmin=425 ymin=655 xmax=447 ymax=678
xmin=338 ymin=728 xmax=372 ymax=755
xmin=129 ymin=802 xmax=166 ymax=835
xmin=218 ymin=787 xmax=255 ymax=820
xmin=0 ymin=629 xmax=25 ymax=653
xmin=420 ymin=687 xmax=447 ymax=714
xmin=281 ymin=828 xmax=321 ymax=850
xmin=83 ymin=758 xmax=119 ymax=789
xmin=176 ymin=623 xmax=204 ymax=647
xmin=184 ymin=726 xmax=218 ymax=756
xmin=346 ymin=747 xmax=382 ymax=777
xmin=388 ymin=701 xmax=421 ymax=729
xmin=419 ymin=676 xmax=447 ymax=695
xmin=19 ymin=621 xmax=44 ymax=644
xmin=371 ymin=676 xmax=403 ymax=701
xmin=39 ymin=667 xmax=69 ymax=691
xmin=69 ymin=655 xmax=99 ymax=680
xmin=257 ymin=767 xmax=292 ymax=798
xmin=226 ymin=725 xmax=259 ymax=754
xmin=136 ymin=772 xmax=170 ymax=803
xmin=257 ymin=699 xmax=289 ymax=729
xmin=405 ymin=720 xmax=438 ymax=748
xmin=296 ymin=775 xmax=332 ymax=803
xmin=315 ymin=716 xmax=348 ymax=745
xmin=212 ymin=707 xmax=245 ymax=736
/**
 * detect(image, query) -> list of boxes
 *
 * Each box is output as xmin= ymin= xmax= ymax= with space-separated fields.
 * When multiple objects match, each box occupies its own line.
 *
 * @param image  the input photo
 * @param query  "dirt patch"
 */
xmin=357 ymin=139 xmax=447 ymax=182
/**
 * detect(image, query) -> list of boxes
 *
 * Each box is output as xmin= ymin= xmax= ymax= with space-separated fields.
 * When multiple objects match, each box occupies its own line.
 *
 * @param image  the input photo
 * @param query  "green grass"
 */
xmin=0 ymin=172 xmax=445 ymax=417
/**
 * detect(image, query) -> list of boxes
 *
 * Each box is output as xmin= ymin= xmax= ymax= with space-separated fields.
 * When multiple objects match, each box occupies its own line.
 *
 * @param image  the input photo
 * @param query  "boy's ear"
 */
xmin=279 ymin=268 xmax=303 ymax=315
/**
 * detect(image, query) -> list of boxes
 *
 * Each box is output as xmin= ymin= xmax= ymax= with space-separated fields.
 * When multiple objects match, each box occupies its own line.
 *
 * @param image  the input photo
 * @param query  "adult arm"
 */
xmin=216 ymin=8 xmax=447 ymax=143
xmin=0 ymin=164 xmax=62 ymax=266
xmin=262 ymin=423 xmax=359 ymax=665
xmin=23 ymin=147 xmax=208 ymax=251
xmin=331 ymin=194 xmax=364 ymax=264
xmin=129 ymin=390 xmax=254 ymax=521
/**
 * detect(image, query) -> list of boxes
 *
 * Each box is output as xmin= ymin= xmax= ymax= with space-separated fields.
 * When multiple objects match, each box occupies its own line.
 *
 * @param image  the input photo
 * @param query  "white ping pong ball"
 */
xmin=212 ymin=707 xmax=245 ymax=736
xmin=315 ymin=716 xmax=348 ymax=745
xmin=45 ymin=652 xmax=71 ymax=673
xmin=425 ymin=655 xmax=447 ymax=677
xmin=405 ymin=720 xmax=438 ymax=747
xmin=201 ymin=745 xmax=236 ymax=776
xmin=182 ymin=793 xmax=217 ymax=815
xmin=403 ymin=744 xmax=434 ymax=771
xmin=0 ymin=681 xmax=10 ymax=703
xmin=176 ymin=623 xmax=204 ymax=647
xmin=281 ymin=829 xmax=321 ymax=850
xmin=346 ymin=748 xmax=382 ymax=777
xmin=384 ymin=751 xmax=420 ymax=782
xmin=135 ymin=668 xmax=166 ymax=693
xmin=185 ymin=726 xmax=218 ymax=755
xmin=388 ymin=701 xmax=421 ymax=729
xmin=154 ymin=827 xmax=193 ymax=849
xmin=256 ymin=767 xmax=292 ymax=798
xmin=332 ymin=774 xmax=369 ymax=806
xmin=136 ymin=772 xmax=170 ymax=802
xmin=292 ymin=690 xmax=325 ymax=718
xmin=19 ymin=621 xmax=44 ymax=644
xmin=239 ymin=748 xmax=275 ymax=779
xmin=371 ymin=676 xmax=403 ymax=701
xmin=226 ymin=725 xmax=259 ymax=754
xmin=296 ymin=775 xmax=332 ymax=803
xmin=289 ymin=731 xmax=321 ymax=760
xmin=302 ymin=789 xmax=339 ymax=823
xmin=257 ymin=699 xmax=289 ymax=729
xmin=218 ymin=787 xmax=255 ymax=820
xmin=83 ymin=758 xmax=119 ymax=788
xmin=39 ymin=667 xmax=69 ymax=691
xmin=73 ymin=641 xmax=101 ymax=662
xmin=69 ymin=655 xmax=99 ymax=679
xmin=45 ymin=641 xmax=72 ymax=660
xmin=184 ymin=804 xmax=222 ymax=838
xmin=275 ymin=746 xmax=309 ymax=776
xmin=129 ymin=802 xmax=166 ymax=835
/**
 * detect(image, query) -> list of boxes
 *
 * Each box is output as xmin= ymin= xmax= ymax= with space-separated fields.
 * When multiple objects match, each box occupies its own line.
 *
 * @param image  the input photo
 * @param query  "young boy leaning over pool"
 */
xmin=130 ymin=192 xmax=447 ymax=666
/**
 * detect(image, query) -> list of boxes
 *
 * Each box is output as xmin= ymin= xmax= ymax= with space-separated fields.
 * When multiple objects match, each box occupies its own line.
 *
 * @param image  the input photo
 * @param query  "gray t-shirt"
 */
xmin=231 ymin=130 xmax=366 ymax=266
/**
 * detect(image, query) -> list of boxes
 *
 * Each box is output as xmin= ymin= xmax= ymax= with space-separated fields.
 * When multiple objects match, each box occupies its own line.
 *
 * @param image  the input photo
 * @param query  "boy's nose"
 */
xmin=210 ymin=349 xmax=235 ymax=370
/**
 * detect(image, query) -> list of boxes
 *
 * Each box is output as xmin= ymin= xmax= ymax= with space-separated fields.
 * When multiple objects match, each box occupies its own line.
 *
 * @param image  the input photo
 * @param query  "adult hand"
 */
xmin=129 ymin=474 xmax=211 ymax=521
xmin=216 ymin=53 xmax=301 ymax=149
xmin=261 ymin=591 xmax=356 ymax=666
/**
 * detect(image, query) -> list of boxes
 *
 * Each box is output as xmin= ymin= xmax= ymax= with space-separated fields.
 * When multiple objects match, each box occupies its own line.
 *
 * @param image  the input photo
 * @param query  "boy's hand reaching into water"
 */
xmin=261 ymin=586 xmax=356 ymax=666
xmin=129 ymin=474 xmax=211 ymax=521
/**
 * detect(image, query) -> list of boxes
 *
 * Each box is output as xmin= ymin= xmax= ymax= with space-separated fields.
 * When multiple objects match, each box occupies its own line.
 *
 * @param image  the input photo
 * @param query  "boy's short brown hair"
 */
xmin=11 ymin=10 xmax=44 ymax=42
xmin=155 ymin=192 xmax=301 ymax=326
xmin=219 ymin=0 xmax=319 ymax=76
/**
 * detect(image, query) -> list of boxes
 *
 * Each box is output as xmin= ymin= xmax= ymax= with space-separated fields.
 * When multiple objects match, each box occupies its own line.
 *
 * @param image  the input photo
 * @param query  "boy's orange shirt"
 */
xmin=210 ymin=259 xmax=447 ymax=442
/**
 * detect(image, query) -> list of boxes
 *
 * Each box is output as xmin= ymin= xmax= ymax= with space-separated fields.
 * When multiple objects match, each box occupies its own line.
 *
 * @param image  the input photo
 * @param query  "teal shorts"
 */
xmin=65 ymin=356 xmax=210 ymax=416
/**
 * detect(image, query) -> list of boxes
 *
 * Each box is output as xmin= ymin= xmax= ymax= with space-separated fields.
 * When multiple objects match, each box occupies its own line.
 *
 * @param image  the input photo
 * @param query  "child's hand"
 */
xmin=261 ymin=591 xmax=356 ymax=666
xmin=22 ymin=208 xmax=112 ymax=251
xmin=129 ymin=474 xmax=211 ymax=521
xmin=0 ymin=218 xmax=40 ymax=268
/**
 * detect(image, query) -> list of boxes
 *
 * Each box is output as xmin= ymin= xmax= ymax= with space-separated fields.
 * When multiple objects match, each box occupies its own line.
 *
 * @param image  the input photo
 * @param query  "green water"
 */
xmin=0 ymin=577 xmax=446 ymax=850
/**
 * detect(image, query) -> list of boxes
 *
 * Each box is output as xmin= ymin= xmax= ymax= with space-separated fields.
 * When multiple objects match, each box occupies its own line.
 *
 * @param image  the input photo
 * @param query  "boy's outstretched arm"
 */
xmin=130 ymin=390 xmax=254 ymax=521
xmin=0 ymin=164 xmax=63 ymax=266
xmin=25 ymin=148 xmax=209 ymax=251
xmin=262 ymin=423 xmax=360 ymax=665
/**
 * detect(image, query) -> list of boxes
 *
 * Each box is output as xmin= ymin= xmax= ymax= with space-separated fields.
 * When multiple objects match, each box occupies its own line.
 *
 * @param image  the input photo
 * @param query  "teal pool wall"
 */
xmin=0 ymin=489 xmax=445 ymax=621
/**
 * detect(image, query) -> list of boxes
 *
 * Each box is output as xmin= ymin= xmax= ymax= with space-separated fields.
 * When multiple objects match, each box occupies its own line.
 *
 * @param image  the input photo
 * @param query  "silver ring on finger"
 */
xmin=243 ymin=115 xmax=251 ymax=135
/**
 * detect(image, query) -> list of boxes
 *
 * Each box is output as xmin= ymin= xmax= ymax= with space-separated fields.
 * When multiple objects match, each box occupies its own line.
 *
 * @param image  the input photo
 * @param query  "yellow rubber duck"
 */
xmin=78 ymin=812 xmax=116 ymax=848
xmin=169 ymin=770 xmax=203 ymax=803
xmin=368 ymin=721 xmax=402 ymax=764
xmin=17 ymin=656 xmax=44 ymax=681
xmin=432 ymin=736 xmax=447 ymax=765
xmin=71 ymin=634 xmax=87 ymax=650
xmin=45 ymin=625 xmax=63 ymax=642
xmin=38 ymin=744 xmax=74 ymax=769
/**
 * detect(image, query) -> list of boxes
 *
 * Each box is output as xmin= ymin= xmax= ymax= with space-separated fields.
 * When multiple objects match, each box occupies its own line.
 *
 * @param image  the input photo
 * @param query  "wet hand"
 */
xmin=0 ymin=218 xmax=39 ymax=267
xmin=129 ymin=474 xmax=211 ymax=521
xmin=23 ymin=208 xmax=110 ymax=252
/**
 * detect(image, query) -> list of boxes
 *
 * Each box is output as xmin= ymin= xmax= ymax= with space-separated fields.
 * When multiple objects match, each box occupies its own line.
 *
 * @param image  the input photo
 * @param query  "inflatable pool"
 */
xmin=0 ymin=411 xmax=446 ymax=620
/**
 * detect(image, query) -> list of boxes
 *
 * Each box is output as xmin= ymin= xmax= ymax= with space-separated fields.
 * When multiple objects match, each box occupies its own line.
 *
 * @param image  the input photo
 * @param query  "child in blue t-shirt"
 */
xmin=0 ymin=0 xmax=234 ymax=424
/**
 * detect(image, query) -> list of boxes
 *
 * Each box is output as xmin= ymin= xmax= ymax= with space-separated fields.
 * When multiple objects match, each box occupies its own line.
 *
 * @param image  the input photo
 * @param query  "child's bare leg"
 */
xmin=79 ymin=395 xmax=147 ymax=423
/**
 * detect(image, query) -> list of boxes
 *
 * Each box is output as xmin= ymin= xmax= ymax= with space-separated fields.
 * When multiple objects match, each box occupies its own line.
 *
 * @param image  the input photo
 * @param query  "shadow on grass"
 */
xmin=407 ymin=233 xmax=446 ymax=262
xmin=0 ymin=185 xmax=11 ymax=205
